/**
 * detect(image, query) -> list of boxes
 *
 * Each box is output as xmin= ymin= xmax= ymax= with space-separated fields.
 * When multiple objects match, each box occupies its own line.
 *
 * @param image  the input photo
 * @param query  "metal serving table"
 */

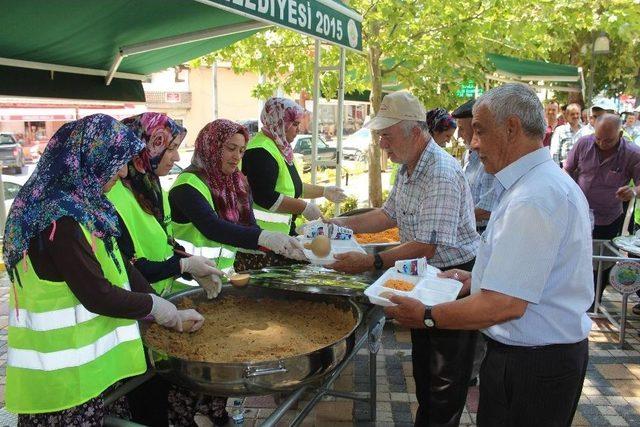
xmin=104 ymin=264 xmax=385 ymax=427
xmin=592 ymin=239 xmax=640 ymax=347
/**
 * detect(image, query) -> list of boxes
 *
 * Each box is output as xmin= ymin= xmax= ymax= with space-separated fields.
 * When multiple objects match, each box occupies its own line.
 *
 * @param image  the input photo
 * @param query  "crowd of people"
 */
xmin=5 ymin=81 xmax=639 ymax=427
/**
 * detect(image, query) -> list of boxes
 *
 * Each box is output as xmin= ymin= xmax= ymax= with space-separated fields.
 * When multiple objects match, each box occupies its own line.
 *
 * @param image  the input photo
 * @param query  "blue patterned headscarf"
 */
xmin=2 ymin=114 xmax=145 ymax=278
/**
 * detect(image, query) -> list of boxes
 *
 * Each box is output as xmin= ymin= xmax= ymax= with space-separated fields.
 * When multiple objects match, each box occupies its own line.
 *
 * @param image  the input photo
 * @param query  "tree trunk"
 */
xmin=367 ymin=22 xmax=383 ymax=208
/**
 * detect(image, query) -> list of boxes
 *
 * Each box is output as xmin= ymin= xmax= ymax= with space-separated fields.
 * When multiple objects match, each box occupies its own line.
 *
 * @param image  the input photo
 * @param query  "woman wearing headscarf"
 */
xmin=3 ymin=114 xmax=203 ymax=426
xmin=426 ymin=107 xmax=457 ymax=147
xmin=241 ymin=97 xmax=346 ymax=235
xmin=169 ymin=119 xmax=305 ymax=276
xmin=107 ymin=113 xmax=223 ymax=298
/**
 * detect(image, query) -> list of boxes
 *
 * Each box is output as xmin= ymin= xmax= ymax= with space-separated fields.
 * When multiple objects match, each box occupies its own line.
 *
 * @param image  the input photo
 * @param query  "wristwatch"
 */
xmin=423 ymin=305 xmax=436 ymax=328
xmin=373 ymin=253 xmax=384 ymax=270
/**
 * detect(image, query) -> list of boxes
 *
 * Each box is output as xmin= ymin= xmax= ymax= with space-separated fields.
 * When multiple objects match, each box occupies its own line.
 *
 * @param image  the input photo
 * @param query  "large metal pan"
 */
xmin=141 ymin=287 xmax=362 ymax=396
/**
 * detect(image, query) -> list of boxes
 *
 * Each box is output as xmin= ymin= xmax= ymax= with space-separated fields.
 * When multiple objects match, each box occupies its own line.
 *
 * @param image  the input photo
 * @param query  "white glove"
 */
xmin=176 ymin=309 xmax=205 ymax=332
xmin=149 ymin=294 xmax=180 ymax=330
xmin=194 ymin=274 xmax=223 ymax=299
xmin=284 ymin=238 xmax=307 ymax=261
xmin=180 ymin=255 xmax=221 ymax=277
xmin=323 ymin=186 xmax=346 ymax=203
xmin=302 ymin=202 xmax=322 ymax=221
xmin=258 ymin=230 xmax=292 ymax=254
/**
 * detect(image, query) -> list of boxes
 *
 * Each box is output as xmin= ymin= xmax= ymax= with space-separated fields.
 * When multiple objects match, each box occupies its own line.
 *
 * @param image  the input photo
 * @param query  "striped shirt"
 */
xmin=471 ymin=148 xmax=593 ymax=346
xmin=383 ymin=140 xmax=479 ymax=268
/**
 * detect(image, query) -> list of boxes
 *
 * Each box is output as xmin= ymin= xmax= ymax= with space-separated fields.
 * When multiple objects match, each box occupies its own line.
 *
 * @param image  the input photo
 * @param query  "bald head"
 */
xmin=594 ymin=113 xmax=622 ymax=151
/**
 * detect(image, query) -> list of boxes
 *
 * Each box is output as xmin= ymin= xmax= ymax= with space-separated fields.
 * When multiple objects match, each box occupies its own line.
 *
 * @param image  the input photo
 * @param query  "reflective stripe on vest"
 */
xmin=8 ymin=323 xmax=140 ymax=371
xmin=246 ymin=132 xmax=295 ymax=234
xmin=253 ymin=209 xmax=292 ymax=225
xmin=9 ymin=282 xmax=131 ymax=332
xmin=170 ymin=172 xmax=237 ymax=272
xmin=107 ymin=180 xmax=175 ymax=294
xmin=6 ymin=227 xmax=146 ymax=414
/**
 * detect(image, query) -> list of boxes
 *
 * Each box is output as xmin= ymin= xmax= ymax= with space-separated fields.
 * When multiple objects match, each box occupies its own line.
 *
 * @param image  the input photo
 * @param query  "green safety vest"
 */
xmin=246 ymin=132 xmax=296 ymax=234
xmin=170 ymin=172 xmax=237 ymax=274
xmin=6 ymin=227 xmax=146 ymax=414
xmin=107 ymin=180 xmax=177 ymax=294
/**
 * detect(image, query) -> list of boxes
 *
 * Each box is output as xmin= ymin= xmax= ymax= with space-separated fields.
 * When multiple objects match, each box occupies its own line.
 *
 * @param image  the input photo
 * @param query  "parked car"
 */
xmin=1 ymin=174 xmax=26 ymax=213
xmin=342 ymin=128 xmax=372 ymax=162
xmin=238 ymin=120 xmax=259 ymax=138
xmin=0 ymin=132 xmax=25 ymax=174
xmin=160 ymin=164 xmax=183 ymax=191
xmin=291 ymin=134 xmax=337 ymax=171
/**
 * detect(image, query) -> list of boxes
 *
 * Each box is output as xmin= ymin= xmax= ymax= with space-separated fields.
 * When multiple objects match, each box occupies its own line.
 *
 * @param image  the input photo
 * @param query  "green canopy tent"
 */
xmin=0 ymin=0 xmax=363 ymax=221
xmin=486 ymin=53 xmax=584 ymax=96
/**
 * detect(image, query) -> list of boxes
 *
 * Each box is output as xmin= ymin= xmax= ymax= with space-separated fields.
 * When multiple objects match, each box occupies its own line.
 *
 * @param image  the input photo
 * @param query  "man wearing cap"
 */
xmin=454 ymin=99 xmax=498 ymax=233
xmin=574 ymin=99 xmax=617 ymax=140
xmin=386 ymin=83 xmax=592 ymax=427
xmin=329 ymin=91 xmax=480 ymax=426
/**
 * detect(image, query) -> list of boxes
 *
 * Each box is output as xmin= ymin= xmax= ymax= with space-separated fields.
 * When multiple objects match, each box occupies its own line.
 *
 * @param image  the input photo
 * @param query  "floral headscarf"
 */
xmin=2 ymin=114 xmax=144 ymax=279
xmin=426 ymin=108 xmax=457 ymax=134
xmin=191 ymin=119 xmax=253 ymax=225
xmin=260 ymin=97 xmax=305 ymax=165
xmin=121 ymin=113 xmax=186 ymax=227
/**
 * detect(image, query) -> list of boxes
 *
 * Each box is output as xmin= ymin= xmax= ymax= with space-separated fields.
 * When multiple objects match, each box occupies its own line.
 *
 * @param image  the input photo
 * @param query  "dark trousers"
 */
xmin=477 ymin=337 xmax=588 ymax=427
xmin=412 ymin=258 xmax=478 ymax=427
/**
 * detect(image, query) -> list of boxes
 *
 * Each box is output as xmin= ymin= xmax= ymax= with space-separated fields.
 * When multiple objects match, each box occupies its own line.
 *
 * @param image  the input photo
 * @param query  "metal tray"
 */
xmin=141 ymin=287 xmax=362 ymax=395
xmin=246 ymin=264 xmax=376 ymax=297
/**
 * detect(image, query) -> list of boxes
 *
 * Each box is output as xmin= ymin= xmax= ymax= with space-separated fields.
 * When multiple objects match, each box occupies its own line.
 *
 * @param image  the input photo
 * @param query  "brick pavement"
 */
xmin=2 ymin=273 xmax=640 ymax=426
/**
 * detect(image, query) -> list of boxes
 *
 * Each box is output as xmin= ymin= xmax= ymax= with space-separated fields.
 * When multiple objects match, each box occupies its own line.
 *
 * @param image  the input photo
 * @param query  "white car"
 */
xmin=342 ymin=128 xmax=372 ymax=161
xmin=1 ymin=174 xmax=27 ymax=213
xmin=160 ymin=164 xmax=184 ymax=191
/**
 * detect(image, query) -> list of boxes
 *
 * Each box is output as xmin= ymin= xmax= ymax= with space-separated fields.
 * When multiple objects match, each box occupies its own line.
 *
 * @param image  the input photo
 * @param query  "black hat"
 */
xmin=452 ymin=99 xmax=475 ymax=118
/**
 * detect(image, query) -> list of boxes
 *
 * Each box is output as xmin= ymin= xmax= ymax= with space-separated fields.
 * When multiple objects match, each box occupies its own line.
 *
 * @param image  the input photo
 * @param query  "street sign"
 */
xmin=456 ymin=82 xmax=483 ymax=98
xmin=201 ymin=0 xmax=363 ymax=51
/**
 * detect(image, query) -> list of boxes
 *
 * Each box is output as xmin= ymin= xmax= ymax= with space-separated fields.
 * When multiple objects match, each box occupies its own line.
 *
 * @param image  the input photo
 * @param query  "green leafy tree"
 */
xmin=196 ymin=0 xmax=640 ymax=206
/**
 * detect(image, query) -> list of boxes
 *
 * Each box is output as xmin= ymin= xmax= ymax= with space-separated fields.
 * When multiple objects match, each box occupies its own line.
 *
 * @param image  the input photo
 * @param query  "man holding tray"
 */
xmin=386 ymin=83 xmax=593 ymax=427
xmin=329 ymin=90 xmax=480 ymax=427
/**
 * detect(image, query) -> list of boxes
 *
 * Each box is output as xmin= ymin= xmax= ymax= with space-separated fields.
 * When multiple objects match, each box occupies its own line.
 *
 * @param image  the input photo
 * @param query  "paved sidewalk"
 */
xmin=1 ymin=273 xmax=640 ymax=426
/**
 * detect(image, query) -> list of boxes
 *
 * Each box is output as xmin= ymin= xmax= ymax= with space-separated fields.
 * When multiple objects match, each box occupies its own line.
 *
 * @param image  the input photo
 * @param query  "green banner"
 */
xmin=203 ymin=0 xmax=362 ymax=51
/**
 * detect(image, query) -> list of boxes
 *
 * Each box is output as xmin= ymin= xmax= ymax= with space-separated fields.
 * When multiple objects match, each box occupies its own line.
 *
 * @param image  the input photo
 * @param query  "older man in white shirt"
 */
xmin=386 ymin=83 xmax=593 ymax=427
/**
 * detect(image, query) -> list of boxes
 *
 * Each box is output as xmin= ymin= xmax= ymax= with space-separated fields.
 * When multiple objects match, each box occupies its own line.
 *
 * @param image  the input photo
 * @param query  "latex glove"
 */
xmin=323 ymin=186 xmax=347 ymax=203
xmin=258 ymin=230 xmax=293 ymax=255
xmin=149 ymin=294 xmax=179 ymax=330
xmin=176 ymin=309 xmax=205 ymax=333
xmin=283 ymin=237 xmax=307 ymax=261
xmin=194 ymin=274 xmax=223 ymax=299
xmin=180 ymin=255 xmax=220 ymax=277
xmin=301 ymin=201 xmax=322 ymax=221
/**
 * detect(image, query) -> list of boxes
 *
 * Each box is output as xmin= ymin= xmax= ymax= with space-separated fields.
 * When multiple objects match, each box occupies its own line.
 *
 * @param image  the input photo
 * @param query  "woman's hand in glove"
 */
xmin=176 ymin=309 xmax=205 ymax=332
xmin=302 ymin=202 xmax=322 ymax=221
xmin=194 ymin=274 xmax=223 ymax=299
xmin=149 ymin=294 xmax=180 ymax=330
xmin=180 ymin=255 xmax=220 ymax=277
xmin=323 ymin=186 xmax=346 ymax=203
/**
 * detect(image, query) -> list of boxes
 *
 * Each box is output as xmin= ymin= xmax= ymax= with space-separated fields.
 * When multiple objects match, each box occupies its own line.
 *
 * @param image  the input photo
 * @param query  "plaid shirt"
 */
xmin=383 ymin=140 xmax=479 ymax=268
xmin=550 ymin=123 xmax=583 ymax=165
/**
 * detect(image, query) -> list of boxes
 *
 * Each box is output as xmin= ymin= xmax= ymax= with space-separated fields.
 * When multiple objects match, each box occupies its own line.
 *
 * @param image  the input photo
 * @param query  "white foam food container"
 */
xmin=300 ymin=237 xmax=366 ymax=266
xmin=365 ymin=268 xmax=462 ymax=307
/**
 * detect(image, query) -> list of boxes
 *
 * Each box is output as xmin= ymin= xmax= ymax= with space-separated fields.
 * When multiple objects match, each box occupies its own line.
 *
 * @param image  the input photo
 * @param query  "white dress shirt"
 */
xmin=471 ymin=148 xmax=593 ymax=346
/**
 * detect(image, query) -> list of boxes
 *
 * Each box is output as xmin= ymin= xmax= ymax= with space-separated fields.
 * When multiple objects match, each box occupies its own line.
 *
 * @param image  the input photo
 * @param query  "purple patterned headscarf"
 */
xmin=121 ymin=113 xmax=186 ymax=226
xmin=426 ymin=108 xmax=457 ymax=134
xmin=260 ymin=97 xmax=304 ymax=165
xmin=2 ymin=114 xmax=145 ymax=279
